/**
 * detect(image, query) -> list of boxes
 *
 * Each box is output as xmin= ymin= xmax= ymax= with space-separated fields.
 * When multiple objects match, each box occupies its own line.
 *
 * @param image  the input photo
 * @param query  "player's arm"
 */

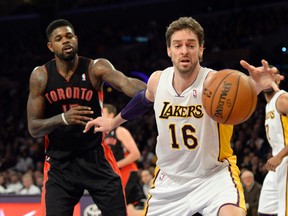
xmin=27 ymin=66 xmax=64 ymax=138
xmin=266 ymin=92 xmax=288 ymax=171
xmin=91 ymin=58 xmax=147 ymax=97
xmin=83 ymin=70 xmax=161 ymax=133
xmin=240 ymin=59 xmax=284 ymax=94
xmin=115 ymin=126 xmax=141 ymax=168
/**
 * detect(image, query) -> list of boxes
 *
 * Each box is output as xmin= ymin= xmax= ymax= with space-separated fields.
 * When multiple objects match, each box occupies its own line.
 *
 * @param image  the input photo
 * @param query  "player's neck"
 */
xmin=173 ymin=65 xmax=200 ymax=94
xmin=56 ymin=55 xmax=79 ymax=75
xmin=264 ymin=91 xmax=276 ymax=103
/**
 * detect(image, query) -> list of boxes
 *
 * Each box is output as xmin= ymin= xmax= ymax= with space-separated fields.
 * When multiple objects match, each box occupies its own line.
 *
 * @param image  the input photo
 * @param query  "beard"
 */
xmin=55 ymin=46 xmax=78 ymax=61
xmin=175 ymin=62 xmax=198 ymax=75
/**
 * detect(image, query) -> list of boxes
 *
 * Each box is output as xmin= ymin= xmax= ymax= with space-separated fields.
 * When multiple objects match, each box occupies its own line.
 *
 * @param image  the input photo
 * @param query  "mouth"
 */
xmin=63 ymin=45 xmax=73 ymax=53
xmin=180 ymin=58 xmax=191 ymax=66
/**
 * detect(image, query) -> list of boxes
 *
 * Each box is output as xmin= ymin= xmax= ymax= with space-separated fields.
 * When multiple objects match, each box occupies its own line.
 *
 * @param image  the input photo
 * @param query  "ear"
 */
xmin=47 ymin=41 xmax=54 ymax=53
xmin=167 ymin=47 xmax=171 ymax=57
xmin=199 ymin=45 xmax=204 ymax=60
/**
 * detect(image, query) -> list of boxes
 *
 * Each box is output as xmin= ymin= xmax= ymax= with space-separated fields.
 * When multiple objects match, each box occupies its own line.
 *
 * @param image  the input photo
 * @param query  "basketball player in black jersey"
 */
xmin=27 ymin=19 xmax=146 ymax=216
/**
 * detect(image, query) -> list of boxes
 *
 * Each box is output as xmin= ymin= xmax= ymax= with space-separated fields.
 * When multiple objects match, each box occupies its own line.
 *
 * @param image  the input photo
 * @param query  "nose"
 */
xmin=62 ymin=36 xmax=70 ymax=44
xmin=180 ymin=45 xmax=189 ymax=54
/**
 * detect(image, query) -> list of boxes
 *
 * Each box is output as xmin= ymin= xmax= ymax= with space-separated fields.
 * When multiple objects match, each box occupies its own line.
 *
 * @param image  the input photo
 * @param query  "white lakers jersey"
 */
xmin=265 ymin=90 xmax=288 ymax=156
xmin=154 ymin=67 xmax=236 ymax=179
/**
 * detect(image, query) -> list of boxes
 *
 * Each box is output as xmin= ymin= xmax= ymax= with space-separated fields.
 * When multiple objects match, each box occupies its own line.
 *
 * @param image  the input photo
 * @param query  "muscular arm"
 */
xmin=91 ymin=58 xmax=147 ymax=97
xmin=115 ymin=126 xmax=140 ymax=168
xmin=83 ymin=70 xmax=161 ymax=133
xmin=27 ymin=66 xmax=63 ymax=138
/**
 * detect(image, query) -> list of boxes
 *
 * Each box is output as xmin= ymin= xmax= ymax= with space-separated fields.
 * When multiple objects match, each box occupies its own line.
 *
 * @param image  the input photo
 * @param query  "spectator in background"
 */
xmin=33 ymin=170 xmax=44 ymax=192
xmin=140 ymin=169 xmax=153 ymax=198
xmin=14 ymin=146 xmax=34 ymax=173
xmin=19 ymin=172 xmax=41 ymax=195
xmin=241 ymin=170 xmax=262 ymax=216
xmin=0 ymin=173 xmax=7 ymax=194
xmin=6 ymin=170 xmax=23 ymax=194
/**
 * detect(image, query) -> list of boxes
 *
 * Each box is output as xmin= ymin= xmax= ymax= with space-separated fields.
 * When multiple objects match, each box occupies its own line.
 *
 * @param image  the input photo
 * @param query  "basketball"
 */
xmin=202 ymin=69 xmax=257 ymax=125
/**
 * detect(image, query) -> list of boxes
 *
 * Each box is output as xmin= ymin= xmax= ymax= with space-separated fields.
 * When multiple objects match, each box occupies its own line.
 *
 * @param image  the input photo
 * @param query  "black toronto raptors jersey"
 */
xmin=104 ymin=129 xmax=124 ymax=161
xmin=44 ymin=57 xmax=103 ymax=160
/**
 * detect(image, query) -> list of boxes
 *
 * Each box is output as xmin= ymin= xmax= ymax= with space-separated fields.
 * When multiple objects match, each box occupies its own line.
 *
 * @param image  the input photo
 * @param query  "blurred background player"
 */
xmin=258 ymin=68 xmax=288 ymax=216
xmin=103 ymin=103 xmax=146 ymax=216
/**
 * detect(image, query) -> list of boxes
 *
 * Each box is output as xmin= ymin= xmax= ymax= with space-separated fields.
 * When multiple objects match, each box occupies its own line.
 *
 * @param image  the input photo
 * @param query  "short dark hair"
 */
xmin=165 ymin=17 xmax=204 ymax=48
xmin=103 ymin=104 xmax=117 ymax=115
xmin=46 ymin=19 xmax=75 ymax=40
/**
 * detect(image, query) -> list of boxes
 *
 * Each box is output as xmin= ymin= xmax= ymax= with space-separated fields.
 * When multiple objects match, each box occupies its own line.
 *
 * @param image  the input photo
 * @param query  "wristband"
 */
xmin=121 ymin=89 xmax=153 ymax=120
xmin=61 ymin=113 xmax=69 ymax=125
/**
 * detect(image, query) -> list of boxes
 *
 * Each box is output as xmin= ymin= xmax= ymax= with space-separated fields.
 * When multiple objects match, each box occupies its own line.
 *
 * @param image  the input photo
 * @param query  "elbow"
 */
xmin=28 ymin=126 xmax=42 ymax=138
xmin=135 ymin=151 xmax=141 ymax=161
xmin=29 ymin=130 xmax=40 ymax=139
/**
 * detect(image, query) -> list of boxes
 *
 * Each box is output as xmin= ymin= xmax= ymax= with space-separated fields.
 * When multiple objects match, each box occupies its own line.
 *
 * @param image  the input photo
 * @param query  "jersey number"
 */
xmin=169 ymin=124 xmax=198 ymax=150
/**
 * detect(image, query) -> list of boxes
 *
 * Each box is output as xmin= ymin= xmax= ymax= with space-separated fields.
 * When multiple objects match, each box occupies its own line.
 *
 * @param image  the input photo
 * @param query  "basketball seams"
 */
xmin=202 ymin=69 xmax=257 ymax=125
xmin=223 ymin=72 xmax=240 ymax=124
xmin=210 ymin=70 xmax=235 ymax=120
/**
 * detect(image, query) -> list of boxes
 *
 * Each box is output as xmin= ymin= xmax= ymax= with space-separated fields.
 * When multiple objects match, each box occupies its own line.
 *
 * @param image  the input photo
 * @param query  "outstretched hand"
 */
xmin=83 ymin=117 xmax=113 ymax=133
xmin=240 ymin=59 xmax=284 ymax=92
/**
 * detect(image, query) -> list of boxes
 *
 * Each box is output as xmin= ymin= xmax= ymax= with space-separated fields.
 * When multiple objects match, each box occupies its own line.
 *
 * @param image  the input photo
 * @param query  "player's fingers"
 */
xmin=80 ymin=110 xmax=94 ymax=115
xmin=93 ymin=126 xmax=103 ymax=133
xmin=261 ymin=59 xmax=269 ymax=71
xmin=240 ymin=60 xmax=255 ymax=71
xmin=83 ymin=121 xmax=95 ymax=133
xmin=74 ymin=106 xmax=92 ymax=111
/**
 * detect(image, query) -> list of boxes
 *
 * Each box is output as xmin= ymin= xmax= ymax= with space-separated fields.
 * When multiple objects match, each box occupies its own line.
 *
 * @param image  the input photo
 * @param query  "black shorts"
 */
xmin=43 ymin=144 xmax=126 ymax=216
xmin=125 ymin=171 xmax=146 ymax=208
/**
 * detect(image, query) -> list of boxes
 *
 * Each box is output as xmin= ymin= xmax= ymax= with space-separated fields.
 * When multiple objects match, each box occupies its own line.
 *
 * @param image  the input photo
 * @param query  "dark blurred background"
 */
xmin=0 ymin=0 xmax=288 ymax=197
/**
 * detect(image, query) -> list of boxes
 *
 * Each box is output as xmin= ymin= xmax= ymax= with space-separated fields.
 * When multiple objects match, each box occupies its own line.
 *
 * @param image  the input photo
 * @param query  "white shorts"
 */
xmin=144 ymin=165 xmax=246 ymax=216
xmin=258 ymin=158 xmax=288 ymax=216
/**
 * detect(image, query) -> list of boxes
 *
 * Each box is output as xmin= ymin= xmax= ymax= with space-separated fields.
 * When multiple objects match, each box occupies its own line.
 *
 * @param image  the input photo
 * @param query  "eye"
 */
xmin=55 ymin=37 xmax=61 ymax=42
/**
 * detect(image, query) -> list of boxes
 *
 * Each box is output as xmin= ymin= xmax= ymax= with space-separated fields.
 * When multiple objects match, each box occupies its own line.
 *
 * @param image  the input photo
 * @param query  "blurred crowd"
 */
xmin=0 ymin=0 xmax=288 ymax=199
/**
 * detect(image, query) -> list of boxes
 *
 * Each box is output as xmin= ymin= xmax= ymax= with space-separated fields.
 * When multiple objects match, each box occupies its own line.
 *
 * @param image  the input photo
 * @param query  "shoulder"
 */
xmin=276 ymin=91 xmax=288 ymax=115
xmin=116 ymin=126 xmax=130 ymax=136
xmin=29 ymin=66 xmax=48 ymax=85
xmin=149 ymin=70 xmax=162 ymax=84
xmin=91 ymin=58 xmax=115 ymax=71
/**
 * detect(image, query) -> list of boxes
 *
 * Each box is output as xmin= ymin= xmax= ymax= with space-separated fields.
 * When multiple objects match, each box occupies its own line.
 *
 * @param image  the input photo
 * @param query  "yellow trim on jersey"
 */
xmin=281 ymin=115 xmax=288 ymax=147
xmin=218 ymin=123 xmax=246 ymax=210
xmin=228 ymin=156 xmax=246 ymax=211
xmin=281 ymin=115 xmax=288 ymax=216
xmin=218 ymin=123 xmax=234 ymax=161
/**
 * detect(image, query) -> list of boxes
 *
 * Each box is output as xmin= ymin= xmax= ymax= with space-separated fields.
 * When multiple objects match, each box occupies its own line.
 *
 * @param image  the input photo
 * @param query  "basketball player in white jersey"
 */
xmin=84 ymin=17 xmax=282 ymax=216
xmin=258 ymin=70 xmax=288 ymax=216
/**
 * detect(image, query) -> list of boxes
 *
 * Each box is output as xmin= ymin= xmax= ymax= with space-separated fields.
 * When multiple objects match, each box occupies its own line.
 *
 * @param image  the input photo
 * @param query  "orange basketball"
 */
xmin=202 ymin=69 xmax=257 ymax=125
